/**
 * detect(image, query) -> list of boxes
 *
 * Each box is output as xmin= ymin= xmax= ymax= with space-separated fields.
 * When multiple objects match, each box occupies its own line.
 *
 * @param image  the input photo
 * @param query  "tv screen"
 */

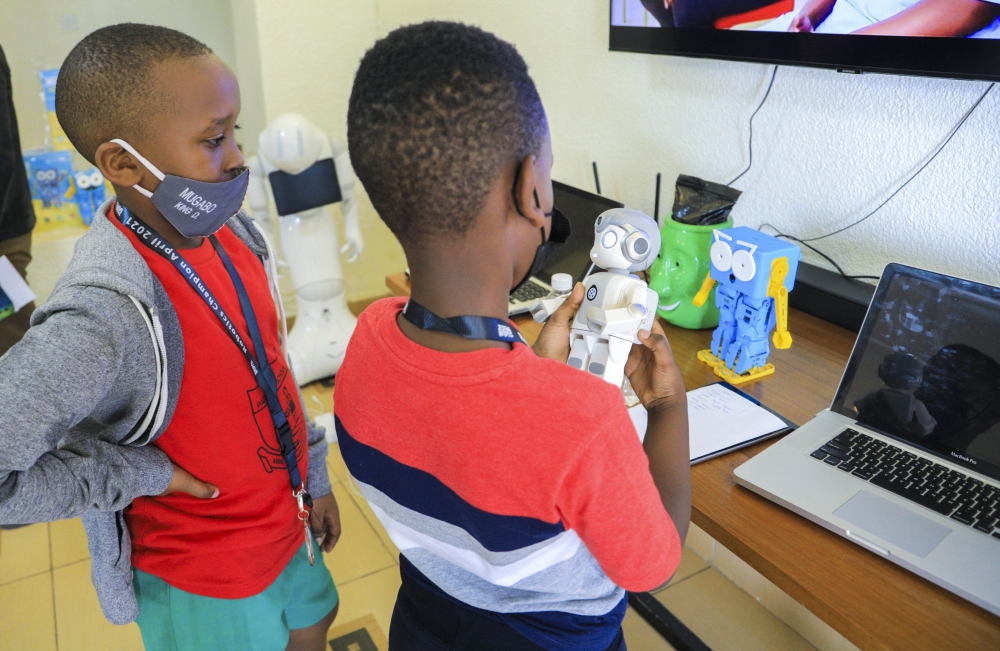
xmin=610 ymin=0 xmax=1000 ymax=81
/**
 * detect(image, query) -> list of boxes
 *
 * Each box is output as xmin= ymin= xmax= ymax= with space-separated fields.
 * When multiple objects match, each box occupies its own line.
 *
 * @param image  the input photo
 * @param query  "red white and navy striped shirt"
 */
xmin=334 ymin=298 xmax=681 ymax=651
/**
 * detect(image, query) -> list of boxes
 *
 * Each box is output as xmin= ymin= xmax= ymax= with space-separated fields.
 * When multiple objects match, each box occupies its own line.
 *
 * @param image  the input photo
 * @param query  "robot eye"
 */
xmin=623 ymin=232 xmax=649 ymax=262
xmin=89 ymin=171 xmax=103 ymax=186
xmin=76 ymin=174 xmax=92 ymax=189
xmin=601 ymin=231 xmax=618 ymax=248
xmin=710 ymin=240 xmax=733 ymax=272
xmin=732 ymin=249 xmax=756 ymax=282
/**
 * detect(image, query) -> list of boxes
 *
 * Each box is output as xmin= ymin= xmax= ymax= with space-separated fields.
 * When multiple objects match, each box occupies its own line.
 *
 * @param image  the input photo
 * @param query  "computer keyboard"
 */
xmin=509 ymin=280 xmax=550 ymax=305
xmin=811 ymin=429 xmax=1000 ymax=540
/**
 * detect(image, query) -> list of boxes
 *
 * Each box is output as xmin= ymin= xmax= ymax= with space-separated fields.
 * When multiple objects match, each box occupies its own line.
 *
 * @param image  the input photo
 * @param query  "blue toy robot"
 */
xmin=33 ymin=168 xmax=68 ymax=208
xmin=692 ymin=226 xmax=800 ymax=384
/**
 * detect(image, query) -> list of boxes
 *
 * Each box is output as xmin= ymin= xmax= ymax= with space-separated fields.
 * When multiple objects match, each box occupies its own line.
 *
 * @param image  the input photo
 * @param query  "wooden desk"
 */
xmin=385 ymin=272 xmax=1000 ymax=651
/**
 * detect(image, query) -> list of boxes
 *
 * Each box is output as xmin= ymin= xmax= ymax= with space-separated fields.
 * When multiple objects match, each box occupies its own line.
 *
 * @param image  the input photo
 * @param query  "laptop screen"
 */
xmin=832 ymin=264 xmax=1000 ymax=482
xmin=533 ymin=181 xmax=624 ymax=284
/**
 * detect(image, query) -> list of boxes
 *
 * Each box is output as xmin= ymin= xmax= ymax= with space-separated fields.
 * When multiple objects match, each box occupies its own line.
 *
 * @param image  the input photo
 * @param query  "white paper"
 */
xmin=0 ymin=256 xmax=36 ymax=312
xmin=687 ymin=383 xmax=787 ymax=462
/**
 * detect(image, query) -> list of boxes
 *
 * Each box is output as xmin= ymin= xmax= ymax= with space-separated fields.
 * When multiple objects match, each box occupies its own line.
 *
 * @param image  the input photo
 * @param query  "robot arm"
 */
xmin=585 ymin=282 xmax=649 ymax=336
xmin=767 ymin=257 xmax=792 ymax=349
xmin=692 ymin=272 xmax=716 ymax=308
xmin=245 ymin=154 xmax=276 ymax=243
xmin=331 ymin=138 xmax=364 ymax=262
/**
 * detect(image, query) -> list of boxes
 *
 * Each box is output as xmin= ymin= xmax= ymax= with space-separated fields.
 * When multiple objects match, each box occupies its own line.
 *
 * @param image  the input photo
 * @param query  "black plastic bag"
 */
xmin=671 ymin=175 xmax=742 ymax=226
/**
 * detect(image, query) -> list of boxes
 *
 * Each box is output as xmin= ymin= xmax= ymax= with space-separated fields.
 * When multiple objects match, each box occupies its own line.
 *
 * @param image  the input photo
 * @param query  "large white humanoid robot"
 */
xmin=532 ymin=209 xmax=661 ymax=389
xmin=247 ymin=113 xmax=364 ymax=385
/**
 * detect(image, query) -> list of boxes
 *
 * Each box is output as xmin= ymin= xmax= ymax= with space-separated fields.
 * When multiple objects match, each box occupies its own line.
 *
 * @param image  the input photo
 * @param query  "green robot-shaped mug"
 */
xmin=648 ymin=215 xmax=733 ymax=329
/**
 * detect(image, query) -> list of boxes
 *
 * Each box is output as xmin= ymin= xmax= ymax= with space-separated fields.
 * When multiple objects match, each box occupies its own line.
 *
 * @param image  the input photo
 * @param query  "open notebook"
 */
xmin=629 ymin=381 xmax=795 ymax=464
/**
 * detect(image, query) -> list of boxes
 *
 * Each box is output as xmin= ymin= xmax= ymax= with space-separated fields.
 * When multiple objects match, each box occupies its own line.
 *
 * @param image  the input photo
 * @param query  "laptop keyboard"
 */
xmin=811 ymin=429 xmax=1000 ymax=540
xmin=509 ymin=280 xmax=550 ymax=305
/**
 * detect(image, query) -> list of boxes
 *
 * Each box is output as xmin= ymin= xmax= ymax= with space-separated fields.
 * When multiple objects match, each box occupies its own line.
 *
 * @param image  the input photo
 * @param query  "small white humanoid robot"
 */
xmin=532 ymin=208 xmax=661 ymax=388
xmin=247 ymin=113 xmax=364 ymax=385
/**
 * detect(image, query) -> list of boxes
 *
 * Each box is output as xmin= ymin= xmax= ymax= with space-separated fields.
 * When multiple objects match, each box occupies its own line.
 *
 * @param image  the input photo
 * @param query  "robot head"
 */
xmin=708 ymin=226 xmax=800 ymax=299
xmin=74 ymin=170 xmax=104 ymax=190
xmin=258 ymin=113 xmax=326 ymax=175
xmin=591 ymin=209 xmax=661 ymax=273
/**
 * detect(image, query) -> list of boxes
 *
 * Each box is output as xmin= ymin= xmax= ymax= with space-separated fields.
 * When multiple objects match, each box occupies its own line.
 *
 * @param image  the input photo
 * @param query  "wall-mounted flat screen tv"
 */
xmin=610 ymin=0 xmax=1000 ymax=81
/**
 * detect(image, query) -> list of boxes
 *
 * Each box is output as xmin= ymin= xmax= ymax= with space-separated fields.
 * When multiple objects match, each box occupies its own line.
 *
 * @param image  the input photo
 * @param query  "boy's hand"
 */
xmin=159 ymin=464 xmax=219 ymax=499
xmin=309 ymin=492 xmax=342 ymax=553
xmin=532 ymin=283 xmax=585 ymax=362
xmin=624 ymin=319 xmax=686 ymax=413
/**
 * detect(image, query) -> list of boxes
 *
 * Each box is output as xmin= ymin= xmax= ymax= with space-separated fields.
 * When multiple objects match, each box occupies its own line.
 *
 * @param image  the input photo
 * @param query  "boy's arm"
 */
xmin=0 ymin=296 xmax=174 ymax=524
xmin=626 ymin=320 xmax=691 ymax=548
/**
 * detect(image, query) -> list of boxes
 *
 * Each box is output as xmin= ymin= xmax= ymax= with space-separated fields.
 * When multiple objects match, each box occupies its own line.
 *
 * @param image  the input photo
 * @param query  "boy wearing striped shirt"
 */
xmin=336 ymin=21 xmax=692 ymax=651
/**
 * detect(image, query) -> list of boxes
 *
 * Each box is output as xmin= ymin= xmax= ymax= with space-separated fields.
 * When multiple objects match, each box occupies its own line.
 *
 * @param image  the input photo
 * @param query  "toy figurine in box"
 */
xmin=73 ymin=168 xmax=108 ymax=226
xmin=24 ymin=150 xmax=84 ymax=231
xmin=693 ymin=226 xmax=800 ymax=384
xmin=649 ymin=176 xmax=741 ymax=330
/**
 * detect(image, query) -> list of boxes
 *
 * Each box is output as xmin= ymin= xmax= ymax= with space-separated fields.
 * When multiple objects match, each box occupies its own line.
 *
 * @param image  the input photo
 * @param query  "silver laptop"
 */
xmin=508 ymin=181 xmax=623 ymax=315
xmin=735 ymin=263 xmax=1000 ymax=616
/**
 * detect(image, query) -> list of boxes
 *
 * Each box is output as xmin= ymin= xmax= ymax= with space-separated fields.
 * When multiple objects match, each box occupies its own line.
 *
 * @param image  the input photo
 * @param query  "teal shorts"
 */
xmin=134 ymin=543 xmax=338 ymax=651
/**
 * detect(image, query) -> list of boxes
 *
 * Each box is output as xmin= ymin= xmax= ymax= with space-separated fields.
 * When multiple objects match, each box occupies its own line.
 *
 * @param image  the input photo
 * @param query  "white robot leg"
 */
xmin=280 ymin=206 xmax=357 ymax=385
xmin=588 ymin=341 xmax=611 ymax=379
xmin=602 ymin=336 xmax=632 ymax=388
xmin=568 ymin=331 xmax=594 ymax=371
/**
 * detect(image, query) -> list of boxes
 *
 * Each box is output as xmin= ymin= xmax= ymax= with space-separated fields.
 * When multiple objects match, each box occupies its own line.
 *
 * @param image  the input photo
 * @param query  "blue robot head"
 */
xmin=708 ymin=226 xmax=800 ymax=299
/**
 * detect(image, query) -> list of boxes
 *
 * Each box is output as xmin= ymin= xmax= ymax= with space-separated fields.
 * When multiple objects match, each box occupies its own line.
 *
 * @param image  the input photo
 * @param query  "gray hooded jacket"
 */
xmin=0 ymin=198 xmax=332 ymax=624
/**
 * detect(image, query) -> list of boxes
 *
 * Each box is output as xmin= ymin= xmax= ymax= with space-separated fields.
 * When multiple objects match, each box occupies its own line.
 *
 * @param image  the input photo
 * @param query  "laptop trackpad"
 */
xmin=833 ymin=490 xmax=952 ymax=558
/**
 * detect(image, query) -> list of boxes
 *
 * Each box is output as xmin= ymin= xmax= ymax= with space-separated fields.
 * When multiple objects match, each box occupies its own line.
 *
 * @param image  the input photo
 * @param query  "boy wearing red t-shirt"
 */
xmin=335 ymin=22 xmax=691 ymax=651
xmin=0 ymin=24 xmax=340 ymax=651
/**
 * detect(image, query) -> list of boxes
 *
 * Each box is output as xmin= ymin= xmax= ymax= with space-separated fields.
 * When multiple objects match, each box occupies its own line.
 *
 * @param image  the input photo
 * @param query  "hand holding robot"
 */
xmin=531 ymin=208 xmax=661 ymax=389
xmin=246 ymin=113 xmax=364 ymax=385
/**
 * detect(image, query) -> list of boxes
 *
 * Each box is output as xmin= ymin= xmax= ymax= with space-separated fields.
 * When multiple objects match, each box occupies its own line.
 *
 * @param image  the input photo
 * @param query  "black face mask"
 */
xmin=510 ymin=169 xmax=572 ymax=295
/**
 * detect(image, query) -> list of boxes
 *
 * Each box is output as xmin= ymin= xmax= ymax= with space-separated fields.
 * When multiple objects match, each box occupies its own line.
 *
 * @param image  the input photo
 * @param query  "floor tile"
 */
xmin=654 ymin=568 xmax=817 ymax=651
xmin=665 ymin=545 xmax=710 ymax=588
xmin=50 ymin=518 xmax=90 ymax=568
xmin=323 ymin=482 xmax=397 ymax=585
xmin=335 ymin=565 xmax=401 ymax=638
xmin=712 ymin=544 xmax=859 ymax=651
xmin=342 ymin=476 xmax=399 ymax=558
xmin=328 ymin=614 xmax=388 ymax=651
xmin=0 ymin=572 xmax=57 ymax=651
xmin=623 ymin=606 xmax=677 ymax=651
xmin=52 ymin=560 xmax=144 ymax=651
xmin=0 ymin=523 xmax=51 ymax=585
xmin=684 ymin=522 xmax=715 ymax=562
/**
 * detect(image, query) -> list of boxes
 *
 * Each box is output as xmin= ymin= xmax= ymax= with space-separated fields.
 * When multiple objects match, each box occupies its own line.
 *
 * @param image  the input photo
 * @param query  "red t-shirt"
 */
xmin=334 ymin=298 xmax=681 ymax=647
xmin=111 ymin=206 xmax=309 ymax=599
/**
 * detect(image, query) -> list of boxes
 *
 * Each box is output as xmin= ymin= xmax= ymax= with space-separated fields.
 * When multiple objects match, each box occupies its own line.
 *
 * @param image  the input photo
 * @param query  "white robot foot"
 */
xmin=287 ymin=295 xmax=358 ymax=385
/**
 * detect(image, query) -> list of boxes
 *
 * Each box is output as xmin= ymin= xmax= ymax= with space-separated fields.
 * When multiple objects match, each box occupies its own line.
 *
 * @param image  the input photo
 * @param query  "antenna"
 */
xmin=592 ymin=162 xmax=602 ymax=195
xmin=653 ymin=172 xmax=661 ymax=226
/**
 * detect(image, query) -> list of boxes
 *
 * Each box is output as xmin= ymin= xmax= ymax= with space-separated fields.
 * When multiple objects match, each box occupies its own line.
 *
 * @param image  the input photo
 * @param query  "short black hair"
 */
xmin=348 ymin=21 xmax=547 ymax=243
xmin=56 ymin=23 xmax=213 ymax=163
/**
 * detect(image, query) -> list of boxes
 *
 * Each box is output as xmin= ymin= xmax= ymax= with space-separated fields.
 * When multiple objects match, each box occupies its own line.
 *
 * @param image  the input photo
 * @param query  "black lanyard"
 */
xmin=401 ymin=299 xmax=527 ymax=345
xmin=113 ymin=202 xmax=310 ymax=507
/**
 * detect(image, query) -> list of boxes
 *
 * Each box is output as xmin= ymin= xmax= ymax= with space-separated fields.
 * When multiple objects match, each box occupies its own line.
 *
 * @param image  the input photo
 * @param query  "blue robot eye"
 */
xmin=601 ymin=231 xmax=617 ymax=248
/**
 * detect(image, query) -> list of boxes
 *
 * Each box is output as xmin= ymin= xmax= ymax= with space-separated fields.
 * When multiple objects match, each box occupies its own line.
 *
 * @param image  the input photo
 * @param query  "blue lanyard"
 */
xmin=113 ymin=202 xmax=310 ymax=506
xmin=401 ymin=299 xmax=527 ymax=345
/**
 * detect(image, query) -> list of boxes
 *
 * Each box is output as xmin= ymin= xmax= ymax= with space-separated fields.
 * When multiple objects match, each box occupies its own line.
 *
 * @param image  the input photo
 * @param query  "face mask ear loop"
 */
xmin=109 ymin=138 xmax=165 ymax=199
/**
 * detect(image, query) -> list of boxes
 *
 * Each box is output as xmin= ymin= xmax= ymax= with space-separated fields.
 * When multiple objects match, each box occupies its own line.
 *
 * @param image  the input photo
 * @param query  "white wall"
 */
xmin=0 ymin=0 xmax=242 ymax=153
xmin=371 ymin=1 xmax=1000 ymax=287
